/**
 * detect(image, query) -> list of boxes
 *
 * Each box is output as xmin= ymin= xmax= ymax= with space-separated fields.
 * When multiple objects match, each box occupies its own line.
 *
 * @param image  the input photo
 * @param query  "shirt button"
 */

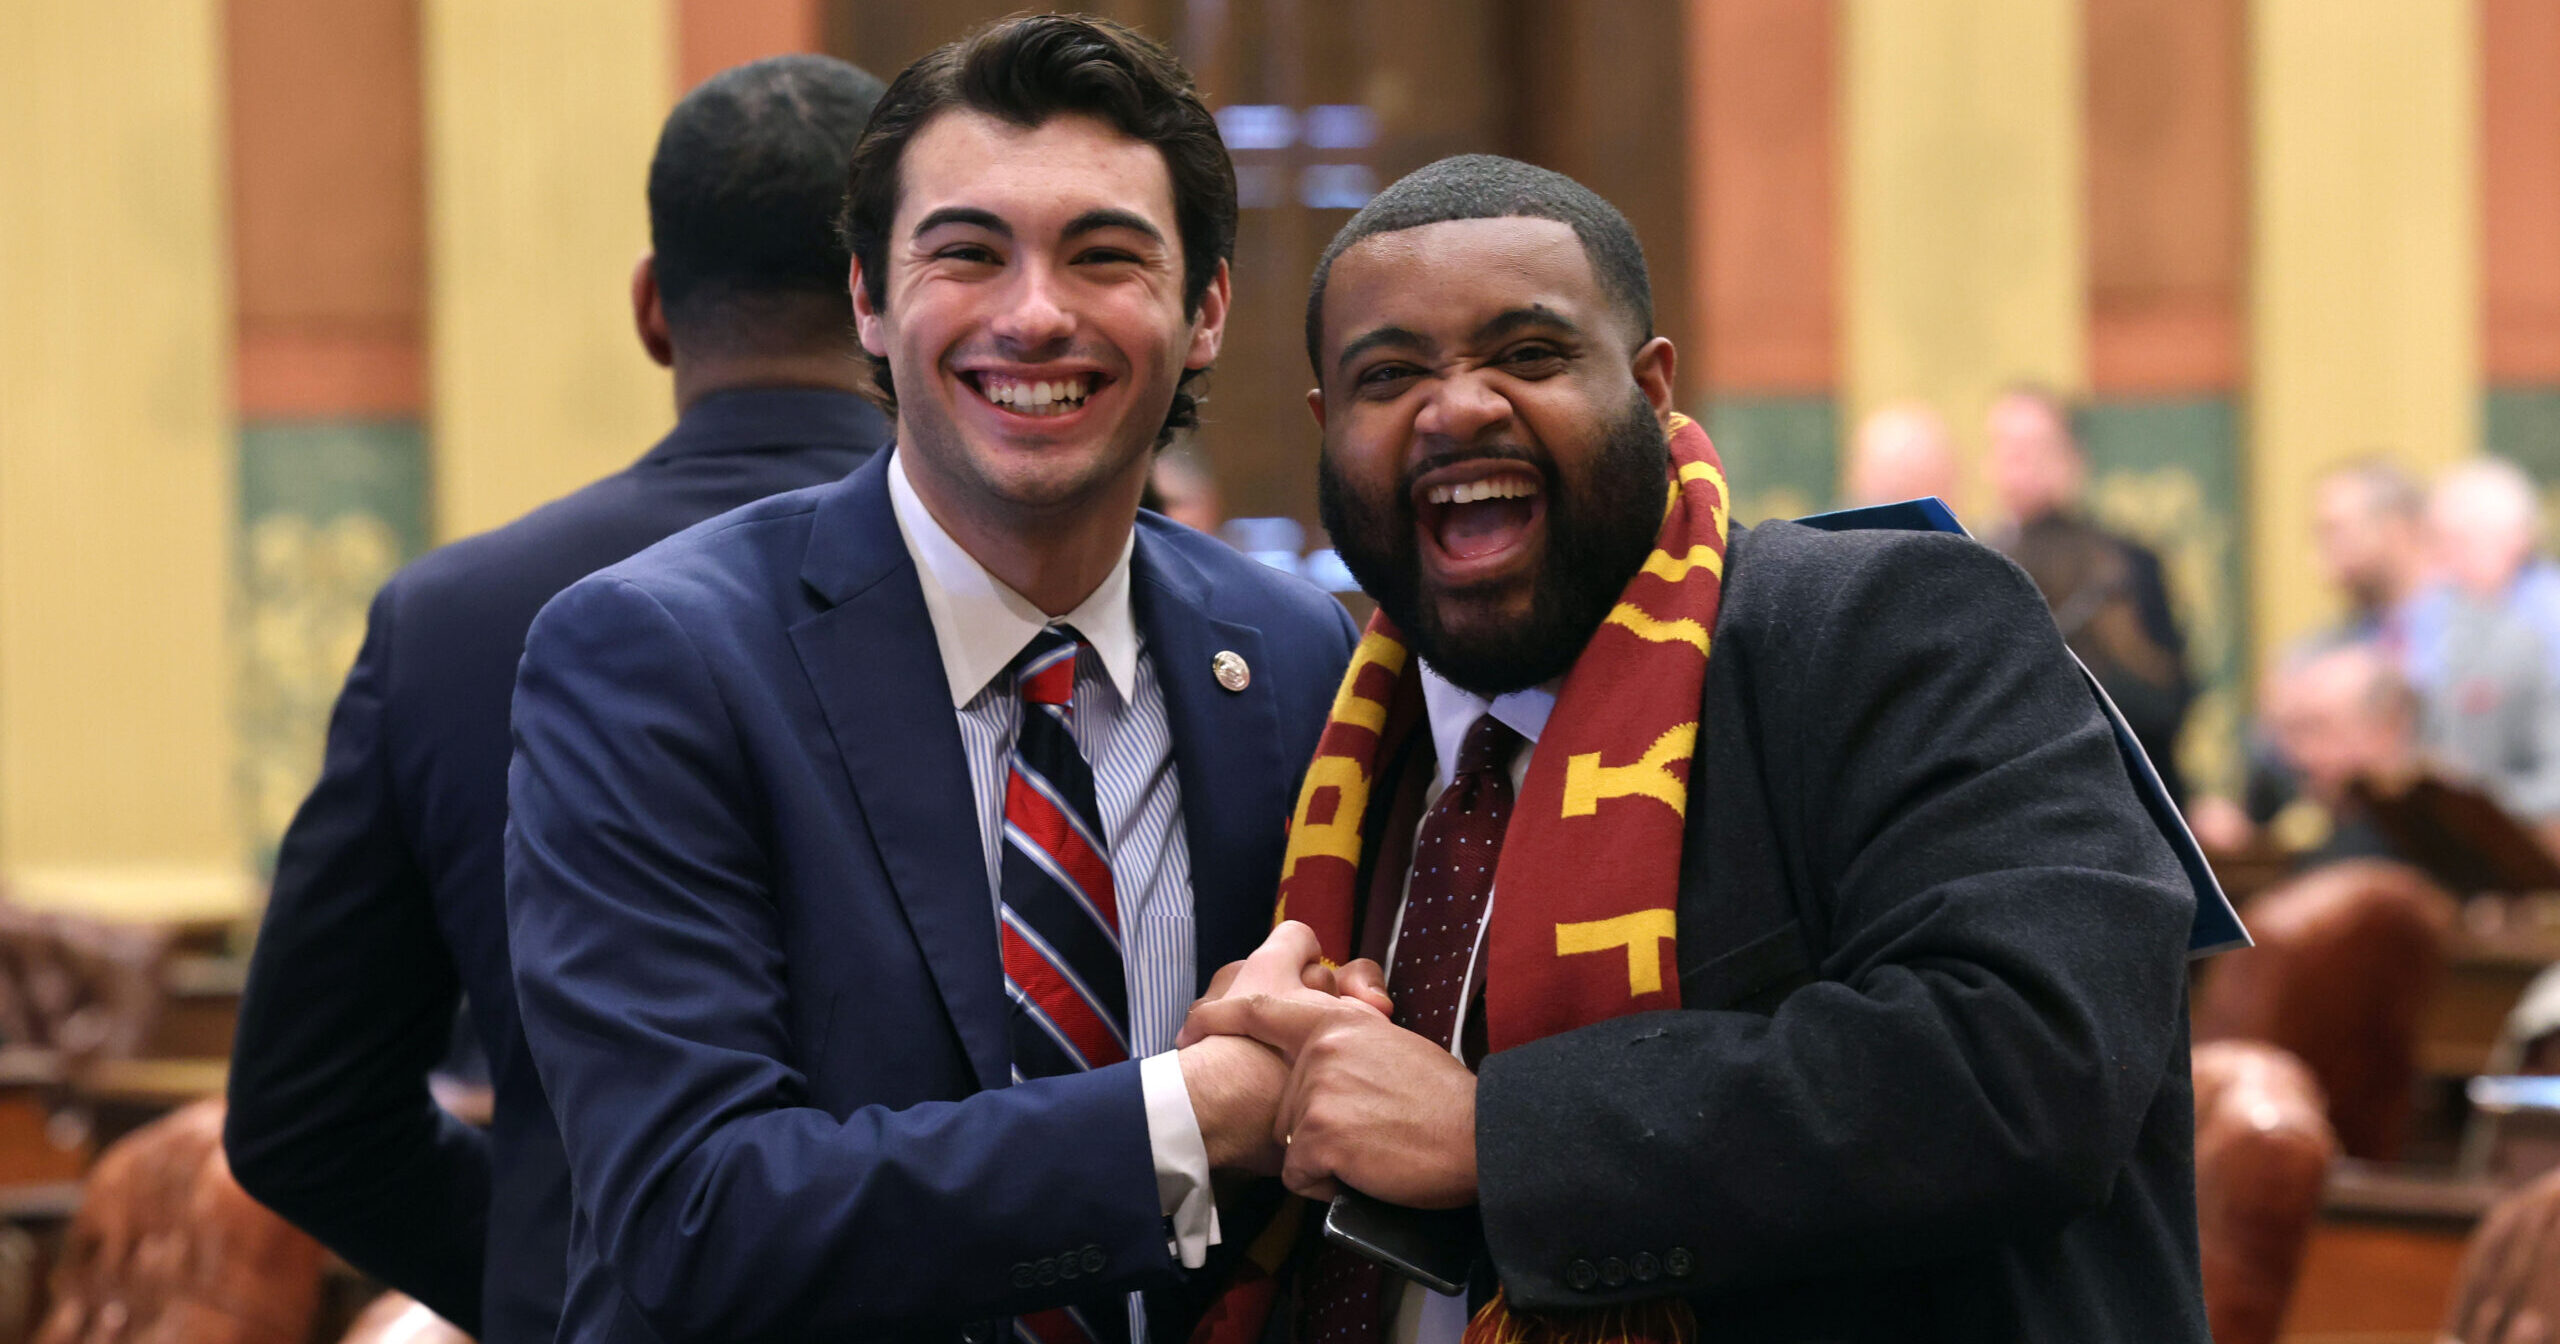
xmin=1599 ymin=1257 xmax=1628 ymax=1287
xmin=1566 ymin=1258 xmax=1599 ymax=1291
xmin=1631 ymin=1251 xmax=1661 ymax=1283
xmin=1665 ymin=1246 xmax=1696 ymax=1279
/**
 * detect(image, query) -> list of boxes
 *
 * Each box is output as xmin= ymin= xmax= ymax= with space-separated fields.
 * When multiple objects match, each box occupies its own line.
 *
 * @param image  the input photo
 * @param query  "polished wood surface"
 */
xmin=226 ymin=0 xmax=427 ymax=419
xmin=2085 ymin=0 xmax=2245 ymax=394
xmin=1687 ymin=0 xmax=1835 ymax=395
xmin=2483 ymin=0 xmax=2560 ymax=384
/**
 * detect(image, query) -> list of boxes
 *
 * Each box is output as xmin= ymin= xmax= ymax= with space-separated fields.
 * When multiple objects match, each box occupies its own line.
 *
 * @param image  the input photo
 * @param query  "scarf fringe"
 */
xmin=1459 ymin=1288 xmax=1698 ymax=1344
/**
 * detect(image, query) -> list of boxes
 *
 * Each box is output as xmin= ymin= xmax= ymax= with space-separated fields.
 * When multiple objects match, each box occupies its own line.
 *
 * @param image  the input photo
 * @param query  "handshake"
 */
xmin=1174 ymin=920 xmax=1479 ymax=1210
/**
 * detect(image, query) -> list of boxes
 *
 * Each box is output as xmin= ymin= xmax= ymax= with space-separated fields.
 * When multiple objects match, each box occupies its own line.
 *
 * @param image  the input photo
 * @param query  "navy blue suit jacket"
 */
xmin=505 ymin=448 xmax=1357 ymax=1344
xmin=226 ymin=389 xmax=889 ymax=1344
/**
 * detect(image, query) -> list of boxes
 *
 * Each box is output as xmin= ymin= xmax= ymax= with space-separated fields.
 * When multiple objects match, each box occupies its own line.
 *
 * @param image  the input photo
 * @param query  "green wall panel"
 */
xmin=1704 ymin=396 xmax=1839 ymax=525
xmin=2485 ymin=385 xmax=2560 ymax=487
xmin=237 ymin=419 xmax=430 ymax=872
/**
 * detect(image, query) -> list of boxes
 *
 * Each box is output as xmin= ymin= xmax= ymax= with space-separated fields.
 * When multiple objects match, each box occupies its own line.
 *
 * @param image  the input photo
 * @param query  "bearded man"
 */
xmin=1182 ymin=156 xmax=2207 ymax=1343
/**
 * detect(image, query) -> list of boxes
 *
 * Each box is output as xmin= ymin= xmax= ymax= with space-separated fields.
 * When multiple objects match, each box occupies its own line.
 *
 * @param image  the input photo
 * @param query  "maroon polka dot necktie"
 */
xmin=1299 ymin=712 xmax=1516 ymax=1344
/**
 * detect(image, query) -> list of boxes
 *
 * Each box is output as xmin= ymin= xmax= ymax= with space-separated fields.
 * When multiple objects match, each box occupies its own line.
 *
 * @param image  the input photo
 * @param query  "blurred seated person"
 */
xmin=2420 ymin=458 xmax=2560 ymax=841
xmin=2190 ymin=459 xmax=2444 ymax=852
xmin=2312 ymin=457 xmax=2441 ymax=658
xmin=1843 ymin=400 xmax=1958 ymax=507
xmin=1987 ymin=383 xmax=2195 ymax=800
xmin=2257 ymin=643 xmax=2422 ymax=867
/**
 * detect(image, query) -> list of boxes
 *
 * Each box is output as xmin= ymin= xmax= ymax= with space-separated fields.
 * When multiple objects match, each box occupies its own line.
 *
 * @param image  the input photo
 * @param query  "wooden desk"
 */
xmin=145 ymin=953 xmax=243 ymax=1059
xmin=2419 ymin=920 xmax=2560 ymax=1079
xmin=2284 ymin=1163 xmax=2496 ymax=1343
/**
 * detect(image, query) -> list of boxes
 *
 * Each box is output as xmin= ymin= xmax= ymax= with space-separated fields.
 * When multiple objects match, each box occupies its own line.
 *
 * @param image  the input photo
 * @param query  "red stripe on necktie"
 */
xmin=1019 ymin=1307 xmax=1096 ymax=1344
xmin=1004 ymin=772 xmax=1118 ymax=933
xmin=1021 ymin=659 xmax=1077 ymax=707
xmin=1002 ymin=926 xmax=1129 ymax=1067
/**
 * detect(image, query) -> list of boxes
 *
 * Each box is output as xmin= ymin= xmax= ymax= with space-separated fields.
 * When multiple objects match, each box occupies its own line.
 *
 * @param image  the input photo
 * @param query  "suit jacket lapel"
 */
xmin=790 ymin=453 xmax=1012 ymax=1090
xmin=1132 ymin=527 xmax=1287 ymax=992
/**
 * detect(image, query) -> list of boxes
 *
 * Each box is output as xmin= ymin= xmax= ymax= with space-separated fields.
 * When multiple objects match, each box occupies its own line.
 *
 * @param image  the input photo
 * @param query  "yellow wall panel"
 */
xmin=1844 ymin=0 xmax=2084 ymax=518
xmin=425 ymin=1 xmax=675 ymax=541
xmin=2249 ymin=0 xmax=2478 ymax=653
xmin=0 ymin=3 xmax=248 ymax=919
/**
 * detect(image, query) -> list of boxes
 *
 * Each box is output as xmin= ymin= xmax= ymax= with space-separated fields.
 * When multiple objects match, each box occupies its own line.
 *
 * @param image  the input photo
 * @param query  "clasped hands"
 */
xmin=1174 ymin=920 xmax=1479 ymax=1209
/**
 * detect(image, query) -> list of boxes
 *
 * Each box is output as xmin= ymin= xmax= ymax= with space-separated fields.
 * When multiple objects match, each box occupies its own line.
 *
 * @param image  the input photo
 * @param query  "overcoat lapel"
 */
xmin=1131 ymin=527 xmax=1287 ymax=991
xmin=789 ymin=452 xmax=1011 ymax=1091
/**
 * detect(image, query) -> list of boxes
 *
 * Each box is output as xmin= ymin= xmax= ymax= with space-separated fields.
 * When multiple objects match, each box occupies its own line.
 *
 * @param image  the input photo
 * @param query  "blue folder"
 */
xmin=1792 ymin=497 xmax=2251 ymax=958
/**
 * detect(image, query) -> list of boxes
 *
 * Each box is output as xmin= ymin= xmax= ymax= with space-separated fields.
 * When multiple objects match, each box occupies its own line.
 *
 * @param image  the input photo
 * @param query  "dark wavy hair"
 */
xmin=839 ymin=14 xmax=1237 ymax=446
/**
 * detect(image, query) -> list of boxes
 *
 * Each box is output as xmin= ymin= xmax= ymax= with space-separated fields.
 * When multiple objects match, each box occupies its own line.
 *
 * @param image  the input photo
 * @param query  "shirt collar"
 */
xmin=887 ymin=447 xmax=1141 ymax=708
xmin=1416 ymin=660 xmax=1556 ymax=794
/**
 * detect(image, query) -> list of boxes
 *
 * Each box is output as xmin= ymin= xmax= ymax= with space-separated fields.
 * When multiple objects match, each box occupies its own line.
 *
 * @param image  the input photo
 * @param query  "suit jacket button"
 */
xmin=1630 ymin=1251 xmax=1661 ymax=1283
xmin=1665 ymin=1247 xmax=1695 ymax=1279
xmin=1036 ymin=1256 xmax=1059 ymax=1285
xmin=1599 ymin=1257 xmax=1628 ymax=1287
xmin=1566 ymin=1258 xmax=1599 ymax=1291
xmin=1081 ymin=1245 xmax=1106 ymax=1275
xmin=1059 ymin=1253 xmax=1081 ymax=1281
xmin=1010 ymin=1264 xmax=1034 ymax=1289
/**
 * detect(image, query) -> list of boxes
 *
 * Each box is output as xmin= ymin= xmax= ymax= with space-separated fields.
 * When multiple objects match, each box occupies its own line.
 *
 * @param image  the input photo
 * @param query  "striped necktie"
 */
xmin=999 ymin=626 xmax=1132 ymax=1344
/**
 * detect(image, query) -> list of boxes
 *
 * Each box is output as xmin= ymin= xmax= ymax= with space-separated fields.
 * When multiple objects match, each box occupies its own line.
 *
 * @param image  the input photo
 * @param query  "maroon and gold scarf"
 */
xmin=1203 ymin=413 xmax=1730 ymax=1344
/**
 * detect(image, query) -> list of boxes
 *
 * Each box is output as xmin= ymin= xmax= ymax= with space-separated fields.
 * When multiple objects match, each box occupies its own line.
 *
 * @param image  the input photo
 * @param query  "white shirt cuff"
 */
xmin=1140 ymin=1049 xmax=1222 ymax=1268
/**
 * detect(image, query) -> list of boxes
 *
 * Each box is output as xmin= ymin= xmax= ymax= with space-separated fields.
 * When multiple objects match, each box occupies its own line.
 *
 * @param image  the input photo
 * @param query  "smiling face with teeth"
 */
xmin=853 ymin=109 xmax=1229 ymax=606
xmin=1311 ymin=216 xmax=1677 ymax=694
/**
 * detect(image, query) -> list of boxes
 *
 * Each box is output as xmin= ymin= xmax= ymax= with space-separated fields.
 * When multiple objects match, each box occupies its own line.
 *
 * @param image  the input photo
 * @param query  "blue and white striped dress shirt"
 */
xmin=888 ymin=451 xmax=1216 ymax=1344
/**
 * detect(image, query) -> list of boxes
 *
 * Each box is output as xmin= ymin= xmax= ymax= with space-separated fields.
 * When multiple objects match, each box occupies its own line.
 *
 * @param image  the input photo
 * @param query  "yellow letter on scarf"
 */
xmin=1555 ymin=910 xmax=1680 ymax=997
xmin=1561 ymin=722 xmax=1695 ymax=818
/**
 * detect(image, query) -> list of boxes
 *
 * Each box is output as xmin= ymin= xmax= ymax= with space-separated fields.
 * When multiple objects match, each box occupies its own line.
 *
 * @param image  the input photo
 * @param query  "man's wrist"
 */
xmin=1139 ymin=1051 xmax=1220 ymax=1267
xmin=1178 ymin=1033 xmax=1282 ymax=1171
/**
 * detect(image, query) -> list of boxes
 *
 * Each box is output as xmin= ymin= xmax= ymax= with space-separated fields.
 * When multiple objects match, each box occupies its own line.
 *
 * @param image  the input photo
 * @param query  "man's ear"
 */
xmin=850 ymin=258 xmax=887 ymax=357
xmin=631 ymin=253 xmax=673 ymax=368
xmin=1185 ymin=259 xmax=1232 ymax=369
xmin=1306 ymin=385 xmax=1327 ymax=432
xmin=1632 ymin=336 xmax=1677 ymax=426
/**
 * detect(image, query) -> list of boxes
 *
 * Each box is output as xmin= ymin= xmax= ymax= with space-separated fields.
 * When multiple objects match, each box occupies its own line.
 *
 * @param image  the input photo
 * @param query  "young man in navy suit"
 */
xmin=505 ymin=16 xmax=1356 ymax=1344
xmin=224 ymin=55 xmax=895 ymax=1344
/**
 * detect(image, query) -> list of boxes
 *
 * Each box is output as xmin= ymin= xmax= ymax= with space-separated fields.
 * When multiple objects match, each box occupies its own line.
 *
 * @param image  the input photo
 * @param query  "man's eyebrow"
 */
xmin=1474 ymin=305 xmax=1582 ymax=343
xmin=1063 ymin=208 xmax=1167 ymax=244
xmin=1336 ymin=325 xmax=1429 ymax=374
xmin=911 ymin=206 xmax=1009 ymax=239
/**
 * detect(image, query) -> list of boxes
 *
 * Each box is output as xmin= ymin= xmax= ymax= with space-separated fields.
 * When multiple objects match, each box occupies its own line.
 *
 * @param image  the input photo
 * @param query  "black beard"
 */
xmin=1319 ymin=393 xmax=1669 ymax=695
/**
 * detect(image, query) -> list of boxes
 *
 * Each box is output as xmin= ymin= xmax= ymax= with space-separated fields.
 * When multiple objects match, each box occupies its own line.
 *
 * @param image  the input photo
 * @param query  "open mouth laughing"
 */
xmin=1412 ymin=461 xmax=1548 ymax=576
xmin=960 ymin=370 xmax=1110 ymax=419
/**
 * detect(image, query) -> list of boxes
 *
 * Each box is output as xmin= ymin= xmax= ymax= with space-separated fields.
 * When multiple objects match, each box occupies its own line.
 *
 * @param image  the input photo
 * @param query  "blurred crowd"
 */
xmin=1839 ymin=389 xmax=2560 ymax=876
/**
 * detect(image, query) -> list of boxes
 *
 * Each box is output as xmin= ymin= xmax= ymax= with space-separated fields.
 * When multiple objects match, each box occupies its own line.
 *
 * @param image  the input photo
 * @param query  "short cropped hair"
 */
xmin=1304 ymin=154 xmax=1653 ymax=374
xmin=649 ymin=55 xmax=885 ymax=353
xmin=2322 ymin=457 xmax=2426 ymax=523
xmin=840 ymin=15 xmax=1237 ymax=443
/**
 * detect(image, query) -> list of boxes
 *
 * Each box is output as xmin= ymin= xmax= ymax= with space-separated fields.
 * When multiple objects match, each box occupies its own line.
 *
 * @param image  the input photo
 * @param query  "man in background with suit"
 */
xmin=1985 ymin=384 xmax=2195 ymax=800
xmin=1183 ymin=155 xmax=2204 ymax=1342
xmin=506 ymin=16 xmax=1354 ymax=1344
xmin=224 ymin=54 xmax=892 ymax=1344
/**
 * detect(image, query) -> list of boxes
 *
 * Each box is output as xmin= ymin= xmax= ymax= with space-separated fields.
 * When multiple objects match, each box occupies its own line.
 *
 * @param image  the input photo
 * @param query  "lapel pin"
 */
xmin=1212 ymin=650 xmax=1250 ymax=693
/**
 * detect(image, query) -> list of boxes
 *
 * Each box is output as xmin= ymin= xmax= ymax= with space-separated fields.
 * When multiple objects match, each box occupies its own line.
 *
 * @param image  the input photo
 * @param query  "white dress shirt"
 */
xmin=885 ymin=452 xmax=1222 ymax=1312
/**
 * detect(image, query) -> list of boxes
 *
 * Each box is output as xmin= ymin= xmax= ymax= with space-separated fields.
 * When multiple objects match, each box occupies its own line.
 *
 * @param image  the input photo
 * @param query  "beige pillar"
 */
xmin=425 ymin=1 xmax=675 ymax=542
xmin=2248 ymin=0 xmax=2479 ymax=651
xmin=0 ymin=2 xmax=248 ymax=920
xmin=1843 ymin=0 xmax=2084 ymax=520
